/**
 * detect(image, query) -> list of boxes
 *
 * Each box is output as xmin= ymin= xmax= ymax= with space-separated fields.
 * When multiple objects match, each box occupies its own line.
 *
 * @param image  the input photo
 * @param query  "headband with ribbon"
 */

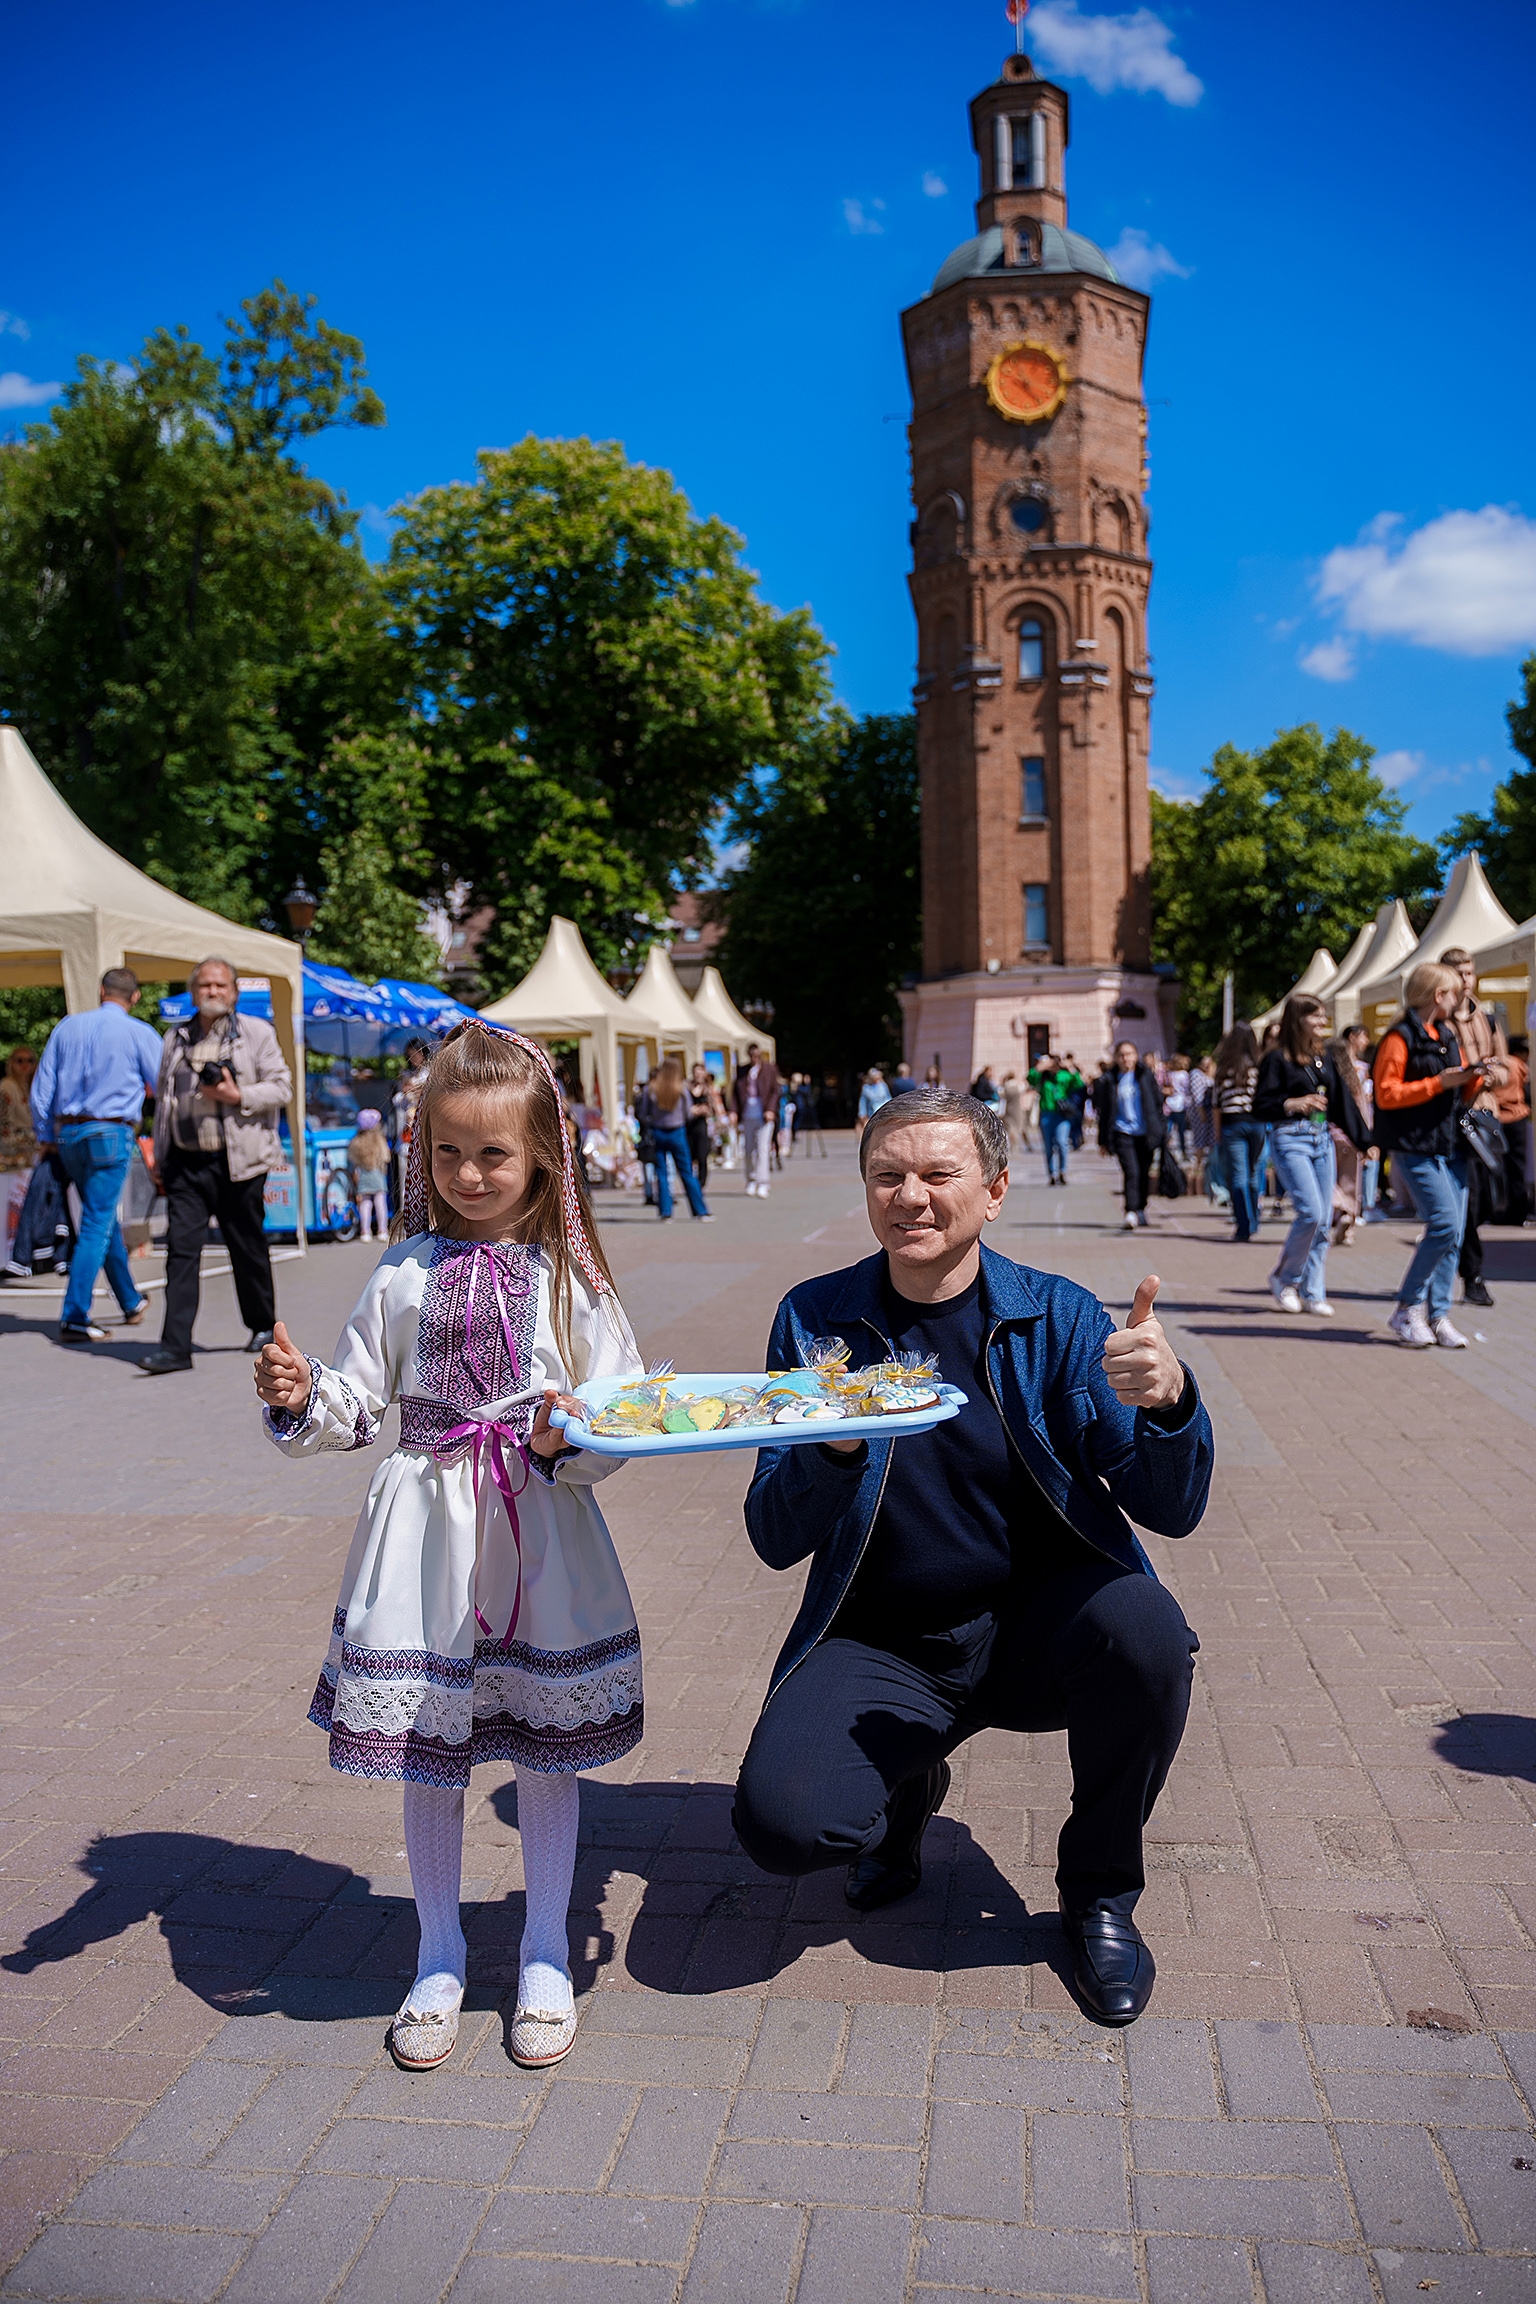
xmin=400 ymin=1021 xmax=610 ymax=1297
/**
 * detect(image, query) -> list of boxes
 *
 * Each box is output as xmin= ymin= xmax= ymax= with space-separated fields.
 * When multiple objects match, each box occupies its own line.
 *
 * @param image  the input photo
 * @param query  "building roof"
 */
xmin=930 ymin=221 xmax=1121 ymax=295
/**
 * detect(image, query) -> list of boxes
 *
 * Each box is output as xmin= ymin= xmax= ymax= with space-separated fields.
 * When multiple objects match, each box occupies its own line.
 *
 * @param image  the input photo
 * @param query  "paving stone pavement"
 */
xmin=1 ymin=1133 xmax=1534 ymax=2300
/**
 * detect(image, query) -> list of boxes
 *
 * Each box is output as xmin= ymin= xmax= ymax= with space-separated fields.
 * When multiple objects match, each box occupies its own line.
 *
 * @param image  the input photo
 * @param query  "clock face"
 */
xmin=985 ymin=340 xmax=1069 ymax=425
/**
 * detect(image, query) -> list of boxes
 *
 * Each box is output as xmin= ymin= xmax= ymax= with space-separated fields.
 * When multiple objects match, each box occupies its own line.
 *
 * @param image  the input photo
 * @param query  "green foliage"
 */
xmin=1439 ymin=652 xmax=1536 ymax=922
xmin=1151 ymin=724 xmax=1440 ymax=1049
xmin=0 ymin=284 xmax=390 ymax=929
xmin=708 ymin=711 xmax=920 ymax=1078
xmin=307 ymin=732 xmax=444 ymax=983
xmin=0 ymin=981 xmax=171 ymax=1057
xmin=385 ymin=436 xmax=832 ymax=983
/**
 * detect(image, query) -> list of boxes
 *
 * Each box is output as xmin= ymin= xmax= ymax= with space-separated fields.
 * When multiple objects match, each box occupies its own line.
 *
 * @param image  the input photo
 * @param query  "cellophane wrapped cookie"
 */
xmin=589 ymin=1360 xmax=675 ymax=1437
xmin=854 ymin=1349 xmax=943 ymax=1415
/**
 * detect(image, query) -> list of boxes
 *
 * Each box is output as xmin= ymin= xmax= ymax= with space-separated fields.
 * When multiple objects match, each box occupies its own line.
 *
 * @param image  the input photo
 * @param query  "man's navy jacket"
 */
xmin=745 ymin=1243 xmax=1214 ymax=1701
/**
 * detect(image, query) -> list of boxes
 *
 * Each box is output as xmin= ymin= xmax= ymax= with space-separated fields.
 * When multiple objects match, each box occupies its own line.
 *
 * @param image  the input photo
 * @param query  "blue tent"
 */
xmin=161 ymin=964 xmax=474 ymax=1057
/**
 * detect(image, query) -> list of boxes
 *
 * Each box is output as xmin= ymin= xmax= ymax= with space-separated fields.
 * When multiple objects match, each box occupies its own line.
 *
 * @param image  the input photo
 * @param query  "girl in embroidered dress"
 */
xmin=254 ymin=1023 xmax=644 ymax=2073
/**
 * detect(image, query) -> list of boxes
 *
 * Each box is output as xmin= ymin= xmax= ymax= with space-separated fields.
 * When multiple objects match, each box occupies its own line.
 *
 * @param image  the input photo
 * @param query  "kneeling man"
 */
xmin=732 ymin=1089 xmax=1213 ymax=2024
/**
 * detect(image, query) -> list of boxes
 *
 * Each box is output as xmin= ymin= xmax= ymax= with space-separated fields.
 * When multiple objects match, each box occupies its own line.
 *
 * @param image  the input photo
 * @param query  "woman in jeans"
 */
xmin=1212 ymin=1023 xmax=1264 ymax=1242
xmin=1252 ymin=994 xmax=1356 ymax=1315
xmin=1373 ymin=961 xmax=1485 ymax=1348
xmin=637 ymin=1059 xmax=710 ymax=1221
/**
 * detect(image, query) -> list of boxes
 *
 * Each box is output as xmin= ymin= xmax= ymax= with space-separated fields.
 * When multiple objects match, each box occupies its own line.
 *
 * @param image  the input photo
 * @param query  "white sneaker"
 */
xmin=1302 ymin=1299 xmax=1334 ymax=1317
xmin=1121 ymin=1212 xmax=1137 ymax=1230
xmin=745 ymin=1183 xmax=758 ymax=1197
xmin=1388 ymin=1304 xmax=1434 ymax=1349
xmin=1269 ymin=1277 xmax=1303 ymax=1314
xmin=1432 ymin=1316 xmax=1468 ymax=1349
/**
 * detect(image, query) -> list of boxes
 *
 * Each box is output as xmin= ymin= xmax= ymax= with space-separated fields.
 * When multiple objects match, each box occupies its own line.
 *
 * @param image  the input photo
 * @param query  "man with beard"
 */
xmin=139 ymin=957 xmax=291 ymax=1374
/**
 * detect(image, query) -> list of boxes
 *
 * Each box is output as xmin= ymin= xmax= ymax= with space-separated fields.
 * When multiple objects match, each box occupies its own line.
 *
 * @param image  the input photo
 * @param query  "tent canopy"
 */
xmin=1327 ymin=901 xmax=1418 ymax=1027
xmin=0 ymin=725 xmax=307 ymax=1192
xmin=480 ymin=915 xmax=660 ymax=1123
xmin=1355 ymin=854 xmax=1516 ymax=1022
xmin=691 ymin=964 xmax=773 ymax=1066
xmin=1251 ymin=946 xmax=1337 ymax=1031
xmin=628 ymin=944 xmax=702 ymax=1066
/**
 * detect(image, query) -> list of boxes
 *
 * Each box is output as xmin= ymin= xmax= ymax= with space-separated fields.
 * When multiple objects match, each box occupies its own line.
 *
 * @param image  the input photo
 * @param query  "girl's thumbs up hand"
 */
xmin=1101 ymin=1275 xmax=1186 ymax=1411
xmin=253 ymin=1319 xmax=313 ymax=1413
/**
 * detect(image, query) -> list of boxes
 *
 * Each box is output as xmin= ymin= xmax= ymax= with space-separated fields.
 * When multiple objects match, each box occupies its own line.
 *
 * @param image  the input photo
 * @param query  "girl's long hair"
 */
xmin=349 ymin=1126 xmax=389 ymax=1167
xmin=1213 ymin=1022 xmax=1258 ymax=1085
xmin=391 ymin=1023 xmax=617 ymax=1373
xmin=1278 ymin=993 xmax=1327 ymax=1064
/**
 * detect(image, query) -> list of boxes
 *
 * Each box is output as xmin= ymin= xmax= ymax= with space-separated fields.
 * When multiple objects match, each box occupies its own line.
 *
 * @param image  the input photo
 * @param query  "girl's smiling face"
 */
xmin=430 ymin=1090 xmax=536 ymax=1238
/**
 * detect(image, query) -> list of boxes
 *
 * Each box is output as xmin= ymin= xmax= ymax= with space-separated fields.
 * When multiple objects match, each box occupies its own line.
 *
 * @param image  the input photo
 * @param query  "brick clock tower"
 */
xmin=898 ymin=48 xmax=1175 ymax=1082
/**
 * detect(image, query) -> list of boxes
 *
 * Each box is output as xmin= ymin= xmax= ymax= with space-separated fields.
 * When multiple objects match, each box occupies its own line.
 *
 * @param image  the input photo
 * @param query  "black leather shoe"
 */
xmin=1059 ymin=1898 xmax=1156 ymax=2026
xmin=245 ymin=1329 xmax=275 ymax=1354
xmin=845 ymin=1761 xmax=950 ymax=1913
xmin=1462 ymin=1279 xmax=1494 ymax=1308
xmin=138 ymin=1350 xmax=193 ymax=1375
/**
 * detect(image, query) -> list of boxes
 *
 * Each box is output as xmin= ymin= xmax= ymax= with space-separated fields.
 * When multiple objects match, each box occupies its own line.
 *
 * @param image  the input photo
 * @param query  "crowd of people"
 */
xmin=843 ymin=941 xmax=1531 ymax=1347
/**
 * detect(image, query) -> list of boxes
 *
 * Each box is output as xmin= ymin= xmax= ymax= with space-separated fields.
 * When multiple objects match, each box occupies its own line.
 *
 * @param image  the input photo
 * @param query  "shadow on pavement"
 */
xmin=2 ymin=1781 xmax=1073 ymax=2017
xmin=1433 ymin=1712 xmax=1536 ymax=1783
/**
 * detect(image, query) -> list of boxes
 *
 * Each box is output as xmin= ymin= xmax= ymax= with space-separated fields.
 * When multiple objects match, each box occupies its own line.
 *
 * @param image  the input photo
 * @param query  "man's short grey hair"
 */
xmin=858 ymin=1088 xmax=1009 ymax=1184
xmin=192 ymin=956 xmax=237 ymax=984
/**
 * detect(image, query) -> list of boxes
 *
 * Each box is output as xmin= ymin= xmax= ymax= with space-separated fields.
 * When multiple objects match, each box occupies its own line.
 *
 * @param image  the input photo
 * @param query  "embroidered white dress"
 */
xmin=267 ymin=1233 xmax=644 ymax=1786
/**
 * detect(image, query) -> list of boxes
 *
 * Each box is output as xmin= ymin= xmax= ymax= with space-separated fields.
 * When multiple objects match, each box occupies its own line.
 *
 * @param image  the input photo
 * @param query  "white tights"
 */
xmin=402 ymin=1769 xmax=579 ymax=2017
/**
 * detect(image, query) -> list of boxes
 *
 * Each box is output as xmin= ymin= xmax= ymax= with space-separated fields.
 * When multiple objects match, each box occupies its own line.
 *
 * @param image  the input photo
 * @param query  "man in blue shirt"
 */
xmin=732 ymin=1089 xmax=1212 ymax=2026
xmin=1091 ymin=1041 xmax=1167 ymax=1233
xmin=30 ymin=969 xmax=163 ymax=1343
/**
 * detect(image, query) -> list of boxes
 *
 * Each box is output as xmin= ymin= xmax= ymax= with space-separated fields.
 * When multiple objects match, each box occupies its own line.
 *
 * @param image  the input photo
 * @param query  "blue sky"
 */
xmin=4 ymin=0 xmax=1534 ymax=843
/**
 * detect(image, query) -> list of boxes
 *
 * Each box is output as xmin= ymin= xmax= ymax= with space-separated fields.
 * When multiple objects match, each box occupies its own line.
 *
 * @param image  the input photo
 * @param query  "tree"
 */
xmin=1150 ymin=724 xmax=1440 ymax=1049
xmin=306 ymin=732 xmax=444 ymax=984
xmin=0 ymin=284 xmax=389 ymax=929
xmin=708 ymin=711 xmax=920 ymax=1079
xmin=384 ymin=436 xmax=831 ymax=984
xmin=1439 ymin=652 xmax=1536 ymax=921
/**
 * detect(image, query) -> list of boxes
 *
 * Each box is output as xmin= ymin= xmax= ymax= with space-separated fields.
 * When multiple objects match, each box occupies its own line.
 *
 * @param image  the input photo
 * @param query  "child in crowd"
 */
xmin=253 ymin=1023 xmax=645 ymax=2074
xmin=346 ymin=1108 xmax=392 ymax=1240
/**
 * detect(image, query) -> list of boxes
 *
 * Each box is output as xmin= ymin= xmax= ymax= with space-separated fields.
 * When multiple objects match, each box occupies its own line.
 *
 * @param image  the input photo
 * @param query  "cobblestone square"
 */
xmin=2 ymin=1139 xmax=1534 ymax=2299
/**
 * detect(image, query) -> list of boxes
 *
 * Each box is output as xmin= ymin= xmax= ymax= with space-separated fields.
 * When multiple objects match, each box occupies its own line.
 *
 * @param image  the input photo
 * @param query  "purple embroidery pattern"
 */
xmin=415 ymin=1238 xmax=539 ymax=1421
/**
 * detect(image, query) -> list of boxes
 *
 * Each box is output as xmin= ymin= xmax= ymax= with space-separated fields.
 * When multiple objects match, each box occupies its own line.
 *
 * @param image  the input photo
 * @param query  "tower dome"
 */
xmin=931 ymin=221 xmax=1121 ymax=295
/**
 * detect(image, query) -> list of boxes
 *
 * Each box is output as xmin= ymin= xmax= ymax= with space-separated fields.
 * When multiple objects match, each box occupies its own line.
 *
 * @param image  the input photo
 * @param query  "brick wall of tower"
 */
xmin=902 ymin=133 xmax=1154 ymax=986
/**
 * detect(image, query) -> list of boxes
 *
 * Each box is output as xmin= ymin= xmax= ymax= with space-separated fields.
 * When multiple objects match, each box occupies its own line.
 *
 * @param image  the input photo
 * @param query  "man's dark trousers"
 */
xmin=161 ymin=1147 xmax=275 ymax=1356
xmin=1457 ymin=1156 xmax=1488 ymax=1285
xmin=1113 ymin=1129 xmax=1155 ymax=1216
xmin=733 ymin=1556 xmax=1196 ymax=1917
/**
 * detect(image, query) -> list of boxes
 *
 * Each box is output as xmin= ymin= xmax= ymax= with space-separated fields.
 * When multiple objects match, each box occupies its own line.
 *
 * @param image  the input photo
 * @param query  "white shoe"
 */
xmin=1269 ymin=1277 xmax=1303 ymax=1314
xmin=1121 ymin=1212 xmax=1137 ymax=1230
xmin=509 ymin=2001 xmax=579 ymax=2069
xmin=1388 ymin=1304 xmax=1434 ymax=1349
xmin=390 ymin=1994 xmax=462 ymax=2070
xmin=1432 ymin=1316 xmax=1468 ymax=1349
xmin=1301 ymin=1298 xmax=1334 ymax=1317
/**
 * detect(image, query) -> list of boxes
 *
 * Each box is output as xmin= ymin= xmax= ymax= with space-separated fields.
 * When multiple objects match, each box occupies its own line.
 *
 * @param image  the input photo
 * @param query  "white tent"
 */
xmin=0 ymin=725 xmax=308 ymax=1235
xmin=691 ymin=963 xmax=774 ymax=1072
xmin=1327 ymin=900 xmax=1418 ymax=1030
xmin=1470 ymin=911 xmax=1536 ymax=1044
xmin=627 ymin=944 xmax=702 ymax=1069
xmin=1354 ymin=854 xmax=1516 ymax=1033
xmin=480 ymin=915 xmax=660 ymax=1124
xmin=1251 ymin=946 xmax=1337 ymax=1032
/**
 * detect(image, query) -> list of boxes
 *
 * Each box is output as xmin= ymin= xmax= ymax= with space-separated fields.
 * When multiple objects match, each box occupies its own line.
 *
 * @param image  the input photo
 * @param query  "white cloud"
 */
xmin=922 ymin=170 xmax=947 ymax=198
xmin=1103 ymin=227 xmax=1190 ymax=290
xmin=1373 ymin=748 xmax=1426 ymax=786
xmin=0 ymin=312 xmax=31 ymax=341
xmin=1029 ymin=2 xmax=1203 ymax=104
xmin=1299 ymin=636 xmax=1356 ymax=682
xmin=1148 ymin=763 xmax=1202 ymax=800
xmin=0 ymin=372 xmax=62 ymax=410
xmin=1314 ymin=505 xmax=1536 ymax=658
xmin=843 ymin=197 xmax=886 ymax=237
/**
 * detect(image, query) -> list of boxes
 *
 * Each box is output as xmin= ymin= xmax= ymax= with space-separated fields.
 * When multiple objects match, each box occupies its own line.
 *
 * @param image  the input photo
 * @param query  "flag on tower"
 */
xmin=1006 ymin=0 xmax=1029 ymax=52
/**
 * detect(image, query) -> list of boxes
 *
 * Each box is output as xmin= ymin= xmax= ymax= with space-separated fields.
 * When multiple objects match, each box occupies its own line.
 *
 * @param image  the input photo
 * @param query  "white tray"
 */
xmin=551 ymin=1371 xmax=968 ymax=1457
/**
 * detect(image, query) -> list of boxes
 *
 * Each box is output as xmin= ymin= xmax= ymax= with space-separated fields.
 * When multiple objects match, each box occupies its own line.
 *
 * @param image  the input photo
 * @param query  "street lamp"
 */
xmin=283 ymin=877 xmax=318 ymax=948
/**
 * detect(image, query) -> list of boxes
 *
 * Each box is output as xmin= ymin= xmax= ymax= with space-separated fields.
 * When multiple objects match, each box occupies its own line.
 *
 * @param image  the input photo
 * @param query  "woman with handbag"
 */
xmin=1372 ymin=961 xmax=1489 ymax=1349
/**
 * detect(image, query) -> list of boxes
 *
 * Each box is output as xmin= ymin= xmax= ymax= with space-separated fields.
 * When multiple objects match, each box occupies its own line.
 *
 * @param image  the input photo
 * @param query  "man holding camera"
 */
xmin=140 ymin=956 xmax=291 ymax=1375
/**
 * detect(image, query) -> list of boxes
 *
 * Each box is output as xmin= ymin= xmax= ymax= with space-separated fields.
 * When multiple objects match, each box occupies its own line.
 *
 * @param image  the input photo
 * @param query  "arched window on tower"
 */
xmin=1018 ymin=618 xmax=1044 ymax=683
xmin=1014 ymin=225 xmax=1036 ymax=267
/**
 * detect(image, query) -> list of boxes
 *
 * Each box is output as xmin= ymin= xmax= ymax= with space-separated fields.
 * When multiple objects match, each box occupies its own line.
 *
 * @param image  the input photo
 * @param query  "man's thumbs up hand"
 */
xmin=253 ymin=1318 xmax=313 ymax=1413
xmin=1102 ymin=1274 xmax=1186 ymax=1412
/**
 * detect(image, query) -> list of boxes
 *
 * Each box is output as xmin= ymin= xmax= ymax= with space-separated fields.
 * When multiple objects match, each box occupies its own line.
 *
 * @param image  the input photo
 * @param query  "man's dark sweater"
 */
xmin=832 ymin=1270 xmax=1091 ymax=1640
